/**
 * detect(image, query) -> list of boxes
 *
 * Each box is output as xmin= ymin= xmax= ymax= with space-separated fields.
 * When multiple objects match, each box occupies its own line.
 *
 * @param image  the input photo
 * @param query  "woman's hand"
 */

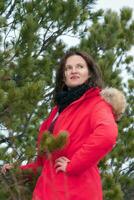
xmin=55 ymin=156 xmax=70 ymax=173
xmin=1 ymin=163 xmax=13 ymax=175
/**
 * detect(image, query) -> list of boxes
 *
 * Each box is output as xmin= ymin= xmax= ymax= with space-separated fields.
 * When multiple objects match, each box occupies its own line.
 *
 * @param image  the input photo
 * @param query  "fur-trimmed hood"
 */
xmin=100 ymin=87 xmax=127 ymax=121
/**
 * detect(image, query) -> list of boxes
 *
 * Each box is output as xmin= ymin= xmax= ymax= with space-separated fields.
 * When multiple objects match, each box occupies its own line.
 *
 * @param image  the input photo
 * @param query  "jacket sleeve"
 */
xmin=66 ymin=101 xmax=118 ymax=175
xmin=19 ymin=156 xmax=43 ymax=175
xmin=19 ymin=118 xmax=49 ymax=174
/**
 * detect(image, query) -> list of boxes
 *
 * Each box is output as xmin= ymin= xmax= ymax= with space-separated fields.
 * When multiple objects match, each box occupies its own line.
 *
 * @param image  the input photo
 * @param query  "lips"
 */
xmin=70 ymin=76 xmax=79 ymax=79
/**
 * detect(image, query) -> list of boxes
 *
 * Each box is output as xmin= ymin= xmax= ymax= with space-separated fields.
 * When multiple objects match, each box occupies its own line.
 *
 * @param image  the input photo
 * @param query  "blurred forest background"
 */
xmin=0 ymin=0 xmax=134 ymax=199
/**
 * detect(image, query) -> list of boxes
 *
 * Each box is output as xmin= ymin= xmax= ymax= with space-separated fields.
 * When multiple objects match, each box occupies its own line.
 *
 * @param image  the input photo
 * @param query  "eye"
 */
xmin=77 ymin=64 xmax=84 ymax=69
xmin=65 ymin=65 xmax=72 ymax=71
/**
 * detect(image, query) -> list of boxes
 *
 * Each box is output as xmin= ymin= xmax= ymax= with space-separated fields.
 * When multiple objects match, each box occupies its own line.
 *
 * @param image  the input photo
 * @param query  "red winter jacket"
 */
xmin=20 ymin=87 xmax=118 ymax=200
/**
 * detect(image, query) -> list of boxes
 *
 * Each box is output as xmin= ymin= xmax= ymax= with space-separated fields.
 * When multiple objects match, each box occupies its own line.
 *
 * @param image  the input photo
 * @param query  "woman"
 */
xmin=2 ymin=51 xmax=126 ymax=200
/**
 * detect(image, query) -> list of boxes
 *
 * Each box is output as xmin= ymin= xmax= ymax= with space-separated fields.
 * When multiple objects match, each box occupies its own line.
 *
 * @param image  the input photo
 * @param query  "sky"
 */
xmin=95 ymin=0 xmax=134 ymax=12
xmin=62 ymin=0 xmax=134 ymax=47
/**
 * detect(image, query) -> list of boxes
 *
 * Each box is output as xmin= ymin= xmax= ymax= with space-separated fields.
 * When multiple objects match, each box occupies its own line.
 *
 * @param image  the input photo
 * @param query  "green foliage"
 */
xmin=0 ymin=168 xmax=37 ymax=200
xmin=39 ymin=131 xmax=68 ymax=154
xmin=102 ymin=174 xmax=124 ymax=199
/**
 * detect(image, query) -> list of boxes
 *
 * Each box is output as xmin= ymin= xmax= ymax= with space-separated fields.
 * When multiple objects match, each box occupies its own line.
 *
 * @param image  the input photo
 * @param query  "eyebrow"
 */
xmin=65 ymin=63 xmax=85 ymax=66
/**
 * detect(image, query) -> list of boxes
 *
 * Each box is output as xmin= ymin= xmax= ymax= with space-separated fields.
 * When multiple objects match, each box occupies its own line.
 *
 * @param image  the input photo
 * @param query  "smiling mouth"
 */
xmin=70 ymin=76 xmax=79 ymax=79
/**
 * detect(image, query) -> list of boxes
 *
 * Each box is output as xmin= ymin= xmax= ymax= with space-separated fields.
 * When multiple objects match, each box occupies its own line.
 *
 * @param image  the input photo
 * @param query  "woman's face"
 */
xmin=64 ymin=55 xmax=90 ymax=88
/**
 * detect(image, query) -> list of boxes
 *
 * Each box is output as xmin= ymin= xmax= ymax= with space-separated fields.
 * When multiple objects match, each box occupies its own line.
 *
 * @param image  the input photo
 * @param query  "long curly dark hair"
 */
xmin=54 ymin=51 xmax=104 ymax=99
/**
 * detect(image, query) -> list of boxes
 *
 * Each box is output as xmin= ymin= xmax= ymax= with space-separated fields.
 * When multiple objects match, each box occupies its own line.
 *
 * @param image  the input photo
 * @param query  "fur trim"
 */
xmin=100 ymin=87 xmax=127 ymax=121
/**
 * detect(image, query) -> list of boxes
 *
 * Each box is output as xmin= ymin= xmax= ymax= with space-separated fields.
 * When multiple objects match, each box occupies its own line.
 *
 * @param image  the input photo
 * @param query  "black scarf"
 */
xmin=55 ymin=79 xmax=96 ymax=113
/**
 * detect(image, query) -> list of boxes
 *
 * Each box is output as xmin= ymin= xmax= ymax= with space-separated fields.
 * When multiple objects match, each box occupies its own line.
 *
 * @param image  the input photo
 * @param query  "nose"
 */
xmin=71 ymin=66 xmax=78 ymax=73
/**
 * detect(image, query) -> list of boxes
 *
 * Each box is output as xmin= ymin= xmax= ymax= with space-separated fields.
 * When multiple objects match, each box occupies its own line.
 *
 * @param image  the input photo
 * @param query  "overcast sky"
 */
xmin=95 ymin=0 xmax=134 ymax=11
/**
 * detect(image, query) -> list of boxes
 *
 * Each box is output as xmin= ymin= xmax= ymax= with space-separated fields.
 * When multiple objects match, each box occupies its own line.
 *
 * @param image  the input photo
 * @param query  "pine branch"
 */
xmin=6 ymin=0 xmax=16 ymax=19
